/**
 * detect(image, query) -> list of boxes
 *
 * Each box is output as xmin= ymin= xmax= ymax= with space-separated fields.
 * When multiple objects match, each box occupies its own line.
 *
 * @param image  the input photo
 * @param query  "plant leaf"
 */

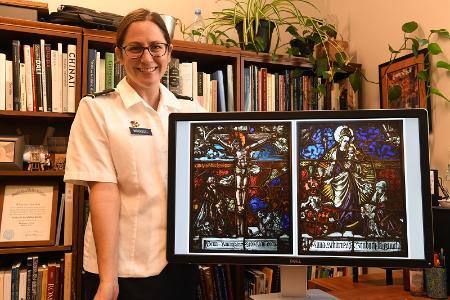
xmin=335 ymin=52 xmax=347 ymax=66
xmin=317 ymin=83 xmax=326 ymax=96
xmin=388 ymin=85 xmax=402 ymax=101
xmin=436 ymin=60 xmax=450 ymax=70
xmin=349 ymin=71 xmax=362 ymax=92
xmin=430 ymin=87 xmax=449 ymax=101
xmin=315 ymin=57 xmax=328 ymax=78
xmin=418 ymin=38 xmax=429 ymax=46
xmin=428 ymin=43 xmax=442 ymax=55
xmin=418 ymin=70 xmax=428 ymax=81
xmin=388 ymin=45 xmax=400 ymax=54
xmin=402 ymin=21 xmax=418 ymax=33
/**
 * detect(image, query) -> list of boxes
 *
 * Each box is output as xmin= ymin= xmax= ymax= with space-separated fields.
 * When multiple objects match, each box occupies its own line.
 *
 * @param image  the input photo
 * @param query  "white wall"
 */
xmin=43 ymin=0 xmax=450 ymax=190
xmin=324 ymin=0 xmax=450 ymax=191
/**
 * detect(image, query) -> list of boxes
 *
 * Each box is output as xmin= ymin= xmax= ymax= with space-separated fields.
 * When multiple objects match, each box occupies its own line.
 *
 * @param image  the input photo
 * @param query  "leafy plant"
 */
xmin=382 ymin=21 xmax=450 ymax=102
xmin=182 ymin=0 xmax=325 ymax=54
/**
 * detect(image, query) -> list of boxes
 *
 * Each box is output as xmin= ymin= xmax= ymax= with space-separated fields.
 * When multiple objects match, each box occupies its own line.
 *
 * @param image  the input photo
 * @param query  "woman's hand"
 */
xmin=94 ymin=281 xmax=119 ymax=300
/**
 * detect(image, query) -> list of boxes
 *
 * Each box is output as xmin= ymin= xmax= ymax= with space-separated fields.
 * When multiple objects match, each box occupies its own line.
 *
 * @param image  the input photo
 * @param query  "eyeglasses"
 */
xmin=121 ymin=43 xmax=169 ymax=59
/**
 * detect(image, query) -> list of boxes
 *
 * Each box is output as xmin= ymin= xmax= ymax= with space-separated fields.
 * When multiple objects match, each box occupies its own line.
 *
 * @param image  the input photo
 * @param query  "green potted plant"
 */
xmin=187 ymin=0 xmax=323 ymax=53
xmin=382 ymin=21 xmax=450 ymax=103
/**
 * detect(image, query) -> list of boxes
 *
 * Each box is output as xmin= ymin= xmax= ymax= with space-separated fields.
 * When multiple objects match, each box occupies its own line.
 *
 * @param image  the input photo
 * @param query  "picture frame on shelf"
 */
xmin=0 ymin=135 xmax=24 ymax=171
xmin=378 ymin=49 xmax=428 ymax=110
xmin=0 ymin=180 xmax=58 ymax=247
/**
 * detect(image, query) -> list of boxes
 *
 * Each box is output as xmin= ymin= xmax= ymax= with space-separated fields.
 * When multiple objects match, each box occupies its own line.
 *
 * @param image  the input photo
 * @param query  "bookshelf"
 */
xmin=0 ymin=17 xmax=362 ymax=299
xmin=0 ymin=16 xmax=82 ymax=300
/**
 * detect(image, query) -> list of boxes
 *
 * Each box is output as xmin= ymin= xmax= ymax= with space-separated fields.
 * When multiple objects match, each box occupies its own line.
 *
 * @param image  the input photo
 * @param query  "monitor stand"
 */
xmin=250 ymin=266 xmax=338 ymax=300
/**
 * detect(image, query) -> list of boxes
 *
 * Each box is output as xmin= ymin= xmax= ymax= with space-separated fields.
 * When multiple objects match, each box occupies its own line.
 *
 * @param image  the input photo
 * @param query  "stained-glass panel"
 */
xmin=190 ymin=122 xmax=292 ymax=254
xmin=297 ymin=121 xmax=407 ymax=256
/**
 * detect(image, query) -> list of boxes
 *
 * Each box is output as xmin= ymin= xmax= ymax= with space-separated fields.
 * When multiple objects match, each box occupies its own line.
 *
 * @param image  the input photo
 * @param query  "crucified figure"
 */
xmin=213 ymin=132 xmax=270 ymax=236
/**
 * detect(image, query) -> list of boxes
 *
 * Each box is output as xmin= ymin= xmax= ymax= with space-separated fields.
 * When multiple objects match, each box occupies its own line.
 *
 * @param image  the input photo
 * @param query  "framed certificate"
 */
xmin=0 ymin=180 xmax=58 ymax=247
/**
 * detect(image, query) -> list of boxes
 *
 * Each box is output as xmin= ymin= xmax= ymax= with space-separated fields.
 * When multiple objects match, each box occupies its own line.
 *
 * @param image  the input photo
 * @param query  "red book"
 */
xmin=260 ymin=68 xmax=268 ymax=111
xmin=47 ymin=264 xmax=57 ymax=300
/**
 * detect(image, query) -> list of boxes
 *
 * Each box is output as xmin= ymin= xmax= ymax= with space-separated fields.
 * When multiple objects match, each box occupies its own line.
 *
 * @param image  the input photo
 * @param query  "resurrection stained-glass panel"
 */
xmin=189 ymin=122 xmax=292 ymax=254
xmin=297 ymin=121 xmax=407 ymax=256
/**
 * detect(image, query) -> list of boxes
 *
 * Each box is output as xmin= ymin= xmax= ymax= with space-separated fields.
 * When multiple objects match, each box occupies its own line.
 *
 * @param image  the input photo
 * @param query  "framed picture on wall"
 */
xmin=379 ymin=49 xmax=429 ymax=109
xmin=0 ymin=180 xmax=58 ymax=247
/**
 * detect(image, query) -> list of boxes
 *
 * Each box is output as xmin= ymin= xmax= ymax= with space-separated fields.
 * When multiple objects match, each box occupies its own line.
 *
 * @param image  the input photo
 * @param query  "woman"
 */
xmin=64 ymin=9 xmax=203 ymax=300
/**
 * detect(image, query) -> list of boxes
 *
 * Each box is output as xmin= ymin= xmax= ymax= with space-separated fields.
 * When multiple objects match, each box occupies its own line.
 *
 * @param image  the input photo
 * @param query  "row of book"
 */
xmin=243 ymin=65 xmax=359 ymax=112
xmin=0 ymin=253 xmax=72 ymax=300
xmin=162 ymin=58 xmax=235 ymax=112
xmin=0 ymin=40 xmax=77 ymax=113
xmin=86 ymin=49 xmax=126 ymax=94
xmin=197 ymin=265 xmax=281 ymax=300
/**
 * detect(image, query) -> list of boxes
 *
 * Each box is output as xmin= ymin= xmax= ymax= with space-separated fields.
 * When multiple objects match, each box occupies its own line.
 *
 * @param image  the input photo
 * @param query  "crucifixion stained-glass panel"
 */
xmin=189 ymin=122 xmax=292 ymax=254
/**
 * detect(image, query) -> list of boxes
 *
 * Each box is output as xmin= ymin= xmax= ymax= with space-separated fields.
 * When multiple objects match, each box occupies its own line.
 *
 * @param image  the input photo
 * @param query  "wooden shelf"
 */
xmin=0 ymin=110 xmax=75 ymax=118
xmin=0 ymin=245 xmax=71 ymax=255
xmin=0 ymin=170 xmax=65 ymax=177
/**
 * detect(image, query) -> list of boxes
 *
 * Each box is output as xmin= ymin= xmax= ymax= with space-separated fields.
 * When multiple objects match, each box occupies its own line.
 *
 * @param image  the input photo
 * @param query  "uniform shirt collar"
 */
xmin=116 ymin=78 xmax=181 ymax=111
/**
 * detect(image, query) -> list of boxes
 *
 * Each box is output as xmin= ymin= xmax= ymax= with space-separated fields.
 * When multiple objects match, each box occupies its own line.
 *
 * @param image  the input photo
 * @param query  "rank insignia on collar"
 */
xmin=130 ymin=120 xmax=140 ymax=128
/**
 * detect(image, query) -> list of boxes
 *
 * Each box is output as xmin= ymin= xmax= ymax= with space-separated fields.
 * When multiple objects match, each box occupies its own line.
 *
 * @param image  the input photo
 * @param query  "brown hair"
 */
xmin=116 ymin=8 xmax=171 ymax=47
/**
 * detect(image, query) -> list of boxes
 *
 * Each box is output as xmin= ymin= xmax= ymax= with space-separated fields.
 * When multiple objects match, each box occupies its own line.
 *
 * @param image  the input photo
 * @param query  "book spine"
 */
xmin=0 ymin=53 xmax=5 ymax=110
xmin=31 ymin=256 xmax=39 ymax=300
xmin=260 ymin=68 xmax=267 ymax=111
xmin=113 ymin=54 xmax=121 ymax=87
xmin=23 ymin=45 xmax=34 ymax=111
xmin=104 ymin=52 xmax=114 ymax=90
xmin=243 ymin=67 xmax=250 ymax=112
xmin=44 ymin=44 xmax=52 ymax=112
xmin=67 ymin=44 xmax=77 ymax=112
xmin=26 ymin=257 xmax=33 ymax=300
xmin=5 ymin=60 xmax=13 ymax=111
xmin=95 ymin=51 xmax=100 ymax=92
xmin=226 ymin=64 xmax=234 ymax=112
xmin=168 ymin=57 xmax=180 ymax=94
xmin=87 ymin=49 xmax=96 ymax=94
xmin=33 ymin=44 xmax=43 ymax=111
xmin=12 ymin=40 xmax=21 ymax=111
xmin=62 ymin=53 xmax=68 ymax=112
xmin=19 ymin=62 xmax=26 ymax=111
xmin=63 ymin=253 xmax=72 ymax=300
xmin=51 ymin=50 xmax=61 ymax=113
xmin=64 ymin=183 xmax=74 ymax=246
xmin=39 ymin=39 xmax=47 ymax=112
xmin=46 ymin=265 xmax=56 ymax=300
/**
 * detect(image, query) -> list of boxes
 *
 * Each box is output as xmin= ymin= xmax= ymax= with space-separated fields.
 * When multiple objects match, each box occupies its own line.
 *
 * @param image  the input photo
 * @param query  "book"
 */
xmin=211 ymin=70 xmax=226 ymax=112
xmin=168 ymin=57 xmax=180 ymax=94
xmin=5 ymin=60 xmax=13 ymax=111
xmin=44 ymin=44 xmax=52 ymax=112
xmin=62 ymin=53 xmax=68 ymax=112
xmin=39 ymin=40 xmax=48 ymax=112
xmin=95 ymin=51 xmax=100 ymax=92
xmin=31 ymin=256 xmax=39 ymax=300
xmin=40 ymin=266 xmax=48 ymax=300
xmin=87 ymin=49 xmax=96 ymax=94
xmin=32 ymin=44 xmax=43 ymax=111
xmin=98 ymin=58 xmax=105 ymax=92
xmin=23 ymin=45 xmax=34 ymax=112
xmin=191 ymin=61 xmax=197 ymax=101
xmin=63 ymin=253 xmax=72 ymax=300
xmin=104 ymin=52 xmax=114 ymax=90
xmin=18 ymin=269 xmax=27 ymax=300
xmin=64 ymin=183 xmax=74 ymax=246
xmin=67 ymin=44 xmax=76 ymax=113
xmin=179 ymin=62 xmax=193 ymax=98
xmin=19 ymin=62 xmax=26 ymax=111
xmin=46 ymin=264 xmax=56 ymax=300
xmin=55 ymin=194 xmax=65 ymax=246
xmin=12 ymin=40 xmax=21 ymax=111
xmin=26 ymin=256 xmax=33 ymax=300
xmin=0 ymin=53 xmax=5 ymax=110
xmin=3 ymin=269 xmax=12 ymax=300
xmin=243 ymin=67 xmax=251 ymax=112
xmin=226 ymin=64 xmax=234 ymax=112
xmin=51 ymin=50 xmax=61 ymax=113
xmin=11 ymin=261 xmax=21 ymax=300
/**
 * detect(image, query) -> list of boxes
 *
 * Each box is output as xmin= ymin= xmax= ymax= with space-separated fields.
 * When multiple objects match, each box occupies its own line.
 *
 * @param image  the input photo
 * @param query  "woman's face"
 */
xmin=116 ymin=20 xmax=171 ymax=94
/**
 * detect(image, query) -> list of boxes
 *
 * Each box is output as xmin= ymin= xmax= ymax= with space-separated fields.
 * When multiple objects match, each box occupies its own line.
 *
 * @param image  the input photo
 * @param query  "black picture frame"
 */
xmin=0 ymin=135 xmax=24 ymax=171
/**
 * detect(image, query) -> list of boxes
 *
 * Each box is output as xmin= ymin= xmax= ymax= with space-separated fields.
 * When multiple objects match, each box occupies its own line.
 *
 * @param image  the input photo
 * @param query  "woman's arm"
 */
xmin=88 ymin=182 xmax=120 ymax=300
